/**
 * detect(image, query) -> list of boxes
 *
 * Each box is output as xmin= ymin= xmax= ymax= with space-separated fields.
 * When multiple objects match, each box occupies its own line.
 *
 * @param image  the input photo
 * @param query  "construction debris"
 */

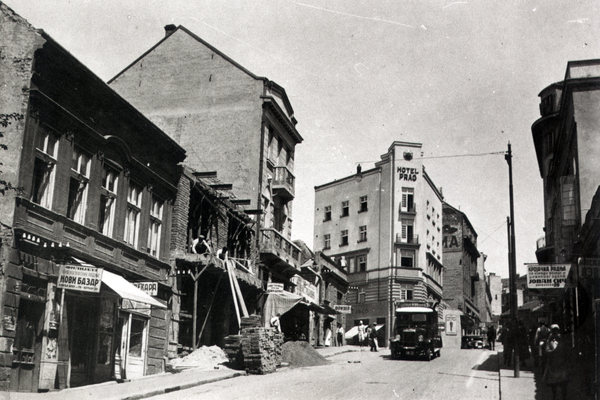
xmin=281 ymin=341 xmax=330 ymax=368
xmin=168 ymin=345 xmax=229 ymax=371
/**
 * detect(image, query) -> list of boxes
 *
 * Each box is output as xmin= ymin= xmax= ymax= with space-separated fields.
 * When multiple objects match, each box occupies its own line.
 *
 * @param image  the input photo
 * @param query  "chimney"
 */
xmin=356 ymin=164 xmax=362 ymax=175
xmin=164 ymin=24 xmax=177 ymax=37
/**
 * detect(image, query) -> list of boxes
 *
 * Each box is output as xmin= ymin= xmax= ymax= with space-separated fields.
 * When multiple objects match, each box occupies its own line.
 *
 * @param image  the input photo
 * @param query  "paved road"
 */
xmin=152 ymin=347 xmax=500 ymax=400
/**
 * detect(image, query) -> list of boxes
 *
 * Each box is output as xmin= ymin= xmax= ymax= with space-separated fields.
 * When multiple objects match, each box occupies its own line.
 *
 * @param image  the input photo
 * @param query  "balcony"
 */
xmin=395 ymin=233 xmax=420 ymax=246
xmin=272 ymin=166 xmax=295 ymax=200
xmin=260 ymin=228 xmax=301 ymax=276
xmin=400 ymin=204 xmax=417 ymax=214
xmin=535 ymin=235 xmax=554 ymax=263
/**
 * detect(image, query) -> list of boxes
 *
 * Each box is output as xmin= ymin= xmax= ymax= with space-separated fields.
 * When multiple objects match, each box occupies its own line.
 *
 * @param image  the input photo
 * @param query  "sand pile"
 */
xmin=281 ymin=341 xmax=330 ymax=368
xmin=168 ymin=345 xmax=229 ymax=370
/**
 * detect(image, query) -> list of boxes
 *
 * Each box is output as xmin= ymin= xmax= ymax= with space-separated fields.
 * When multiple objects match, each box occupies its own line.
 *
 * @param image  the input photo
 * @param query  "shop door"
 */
xmin=67 ymin=295 xmax=99 ymax=387
xmin=118 ymin=313 xmax=148 ymax=379
xmin=10 ymin=299 xmax=44 ymax=392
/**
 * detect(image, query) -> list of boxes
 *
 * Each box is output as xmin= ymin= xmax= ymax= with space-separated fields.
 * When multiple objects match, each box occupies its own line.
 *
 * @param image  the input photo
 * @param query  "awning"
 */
xmin=344 ymin=324 xmax=384 ymax=340
xmin=102 ymin=270 xmax=166 ymax=309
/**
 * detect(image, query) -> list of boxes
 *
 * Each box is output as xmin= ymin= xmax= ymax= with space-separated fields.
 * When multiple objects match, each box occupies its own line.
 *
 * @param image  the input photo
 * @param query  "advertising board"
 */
xmin=57 ymin=264 xmax=103 ymax=292
xmin=334 ymin=305 xmax=352 ymax=314
xmin=132 ymin=281 xmax=158 ymax=296
xmin=527 ymin=263 xmax=572 ymax=289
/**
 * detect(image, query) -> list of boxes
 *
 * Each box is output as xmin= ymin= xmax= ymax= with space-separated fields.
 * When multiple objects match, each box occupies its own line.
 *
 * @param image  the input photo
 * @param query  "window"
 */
xmin=359 ymin=196 xmax=368 ymax=212
xmin=357 ymin=255 xmax=367 ymax=272
xmin=340 ymin=230 xmax=348 ymax=246
xmin=341 ymin=201 xmax=349 ymax=217
xmin=399 ymin=249 xmax=415 ymax=267
xmin=401 ymin=219 xmax=414 ymax=243
xmin=561 ymin=176 xmax=576 ymax=225
xmin=323 ymin=234 xmax=331 ymax=250
xmin=359 ymin=225 xmax=367 ymax=242
xmin=67 ymin=148 xmax=90 ymax=224
xmin=147 ymin=196 xmax=163 ymax=257
xmin=31 ymin=131 xmax=59 ymax=208
xmin=99 ymin=165 xmax=118 ymax=236
xmin=358 ymin=291 xmax=365 ymax=303
xmin=324 ymin=206 xmax=332 ymax=222
xmin=400 ymin=284 xmax=414 ymax=300
xmin=124 ymin=182 xmax=143 ymax=248
xmin=347 ymin=257 xmax=355 ymax=274
xmin=401 ymin=187 xmax=414 ymax=212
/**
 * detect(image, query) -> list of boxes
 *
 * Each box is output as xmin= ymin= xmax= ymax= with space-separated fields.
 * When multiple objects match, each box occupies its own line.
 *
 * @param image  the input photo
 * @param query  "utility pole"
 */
xmin=505 ymin=142 xmax=519 ymax=377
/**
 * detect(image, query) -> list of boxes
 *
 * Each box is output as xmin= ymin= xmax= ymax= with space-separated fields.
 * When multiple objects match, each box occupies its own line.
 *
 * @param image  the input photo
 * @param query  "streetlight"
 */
xmin=505 ymin=142 xmax=519 ymax=377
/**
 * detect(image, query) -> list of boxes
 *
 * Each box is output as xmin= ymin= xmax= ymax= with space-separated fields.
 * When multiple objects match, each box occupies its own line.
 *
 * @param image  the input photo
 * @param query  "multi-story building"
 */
xmin=313 ymin=142 xmax=445 ymax=345
xmin=108 ymin=24 xmax=304 ymax=301
xmin=1 ymin=4 xmax=186 ymax=391
xmin=475 ymin=253 xmax=492 ymax=325
xmin=532 ymin=59 xmax=600 ymax=399
xmin=442 ymin=202 xmax=481 ymax=332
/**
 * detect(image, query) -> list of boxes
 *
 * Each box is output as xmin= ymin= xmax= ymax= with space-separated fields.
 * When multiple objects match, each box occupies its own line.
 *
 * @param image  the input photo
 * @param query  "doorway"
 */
xmin=117 ymin=313 xmax=148 ymax=379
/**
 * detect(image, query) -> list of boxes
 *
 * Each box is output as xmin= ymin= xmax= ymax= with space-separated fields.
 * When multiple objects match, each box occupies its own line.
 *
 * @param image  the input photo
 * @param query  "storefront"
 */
xmin=10 ymin=257 xmax=167 ymax=391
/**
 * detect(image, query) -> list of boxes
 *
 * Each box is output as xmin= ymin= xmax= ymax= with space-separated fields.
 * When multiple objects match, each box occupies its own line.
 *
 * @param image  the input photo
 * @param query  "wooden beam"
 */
xmin=209 ymin=183 xmax=233 ymax=190
xmin=244 ymin=209 xmax=263 ymax=215
xmin=192 ymin=171 xmax=218 ymax=178
xmin=231 ymin=199 xmax=251 ymax=205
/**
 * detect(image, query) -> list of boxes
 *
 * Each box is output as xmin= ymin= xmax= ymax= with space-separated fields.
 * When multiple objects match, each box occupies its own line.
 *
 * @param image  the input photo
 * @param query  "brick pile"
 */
xmin=224 ymin=315 xmax=283 ymax=374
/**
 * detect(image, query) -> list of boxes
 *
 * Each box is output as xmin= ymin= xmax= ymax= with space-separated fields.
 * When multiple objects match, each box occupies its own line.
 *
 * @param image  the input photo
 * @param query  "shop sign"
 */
xmin=132 ymin=281 xmax=158 ymax=296
xmin=57 ymin=264 xmax=103 ymax=292
xmin=334 ymin=305 xmax=352 ymax=314
xmin=267 ymin=283 xmax=284 ymax=293
xmin=527 ymin=263 xmax=571 ymax=289
xmin=579 ymin=258 xmax=600 ymax=279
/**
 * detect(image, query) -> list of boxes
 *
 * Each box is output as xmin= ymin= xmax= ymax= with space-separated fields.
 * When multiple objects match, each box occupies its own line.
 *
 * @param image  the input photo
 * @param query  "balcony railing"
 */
xmin=260 ymin=228 xmax=301 ymax=271
xmin=272 ymin=166 xmax=295 ymax=200
xmin=395 ymin=233 xmax=419 ymax=245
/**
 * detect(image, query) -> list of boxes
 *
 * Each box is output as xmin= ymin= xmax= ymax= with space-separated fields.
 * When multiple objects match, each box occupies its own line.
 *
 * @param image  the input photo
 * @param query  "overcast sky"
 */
xmin=7 ymin=0 xmax=600 ymax=278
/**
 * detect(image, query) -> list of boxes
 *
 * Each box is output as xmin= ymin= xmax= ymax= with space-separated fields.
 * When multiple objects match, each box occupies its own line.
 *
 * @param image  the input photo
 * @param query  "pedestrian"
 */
xmin=534 ymin=321 xmax=550 ymax=368
xmin=270 ymin=313 xmax=281 ymax=333
xmin=501 ymin=321 xmax=514 ymax=366
xmin=357 ymin=320 xmax=366 ymax=347
xmin=324 ymin=324 xmax=332 ymax=347
xmin=517 ymin=320 xmax=530 ymax=368
xmin=543 ymin=324 xmax=569 ymax=400
xmin=336 ymin=323 xmax=344 ymax=347
xmin=369 ymin=322 xmax=378 ymax=352
xmin=487 ymin=325 xmax=496 ymax=350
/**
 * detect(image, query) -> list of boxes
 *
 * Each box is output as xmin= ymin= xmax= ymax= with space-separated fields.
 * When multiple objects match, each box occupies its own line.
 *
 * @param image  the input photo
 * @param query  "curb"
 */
xmin=116 ymin=371 xmax=247 ymax=400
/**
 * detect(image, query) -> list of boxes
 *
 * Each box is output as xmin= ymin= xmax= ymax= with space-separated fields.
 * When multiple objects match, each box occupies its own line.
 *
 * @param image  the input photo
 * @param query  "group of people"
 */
xmin=324 ymin=322 xmax=345 ymax=347
xmin=497 ymin=320 xmax=570 ymax=400
xmin=357 ymin=320 xmax=379 ymax=352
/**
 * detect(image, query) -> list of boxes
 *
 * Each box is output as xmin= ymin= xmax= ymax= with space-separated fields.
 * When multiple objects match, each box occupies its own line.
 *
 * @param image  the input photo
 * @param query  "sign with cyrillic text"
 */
xmin=527 ymin=264 xmax=571 ymax=289
xmin=57 ymin=264 xmax=103 ymax=292
xmin=132 ymin=281 xmax=158 ymax=296
xmin=334 ymin=305 xmax=352 ymax=314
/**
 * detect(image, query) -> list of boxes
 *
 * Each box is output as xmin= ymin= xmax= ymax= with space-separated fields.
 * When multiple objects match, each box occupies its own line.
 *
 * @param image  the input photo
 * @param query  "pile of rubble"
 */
xmin=168 ymin=345 xmax=229 ymax=371
xmin=224 ymin=315 xmax=283 ymax=374
xmin=281 ymin=340 xmax=329 ymax=368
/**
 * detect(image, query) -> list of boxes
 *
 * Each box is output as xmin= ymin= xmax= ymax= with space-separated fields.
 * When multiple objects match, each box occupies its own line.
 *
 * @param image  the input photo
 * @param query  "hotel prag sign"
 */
xmin=57 ymin=264 xmax=103 ymax=292
xmin=397 ymin=166 xmax=419 ymax=182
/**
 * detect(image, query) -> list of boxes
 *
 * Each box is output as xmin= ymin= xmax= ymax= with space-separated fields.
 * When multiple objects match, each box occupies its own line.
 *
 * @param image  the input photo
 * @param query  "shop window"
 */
xmin=359 ymin=225 xmax=367 ymax=242
xmin=323 ymin=234 xmax=331 ymax=250
xmin=125 ymin=182 xmax=143 ymax=248
xmin=67 ymin=147 xmax=90 ymax=224
xmin=31 ymin=131 xmax=59 ymax=209
xmin=340 ymin=230 xmax=348 ymax=246
xmin=324 ymin=206 xmax=332 ymax=222
xmin=147 ymin=196 xmax=163 ymax=257
xmin=359 ymin=195 xmax=368 ymax=212
xmin=341 ymin=200 xmax=349 ymax=217
xmin=99 ymin=164 xmax=119 ymax=237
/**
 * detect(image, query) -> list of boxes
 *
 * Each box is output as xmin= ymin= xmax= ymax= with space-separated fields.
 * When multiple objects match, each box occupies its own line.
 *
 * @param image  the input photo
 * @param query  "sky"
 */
xmin=6 ymin=0 xmax=600 ymax=278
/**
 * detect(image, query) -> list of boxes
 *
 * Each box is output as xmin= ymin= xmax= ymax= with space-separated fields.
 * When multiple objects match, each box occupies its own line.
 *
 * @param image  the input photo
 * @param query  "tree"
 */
xmin=0 ymin=113 xmax=24 ymax=195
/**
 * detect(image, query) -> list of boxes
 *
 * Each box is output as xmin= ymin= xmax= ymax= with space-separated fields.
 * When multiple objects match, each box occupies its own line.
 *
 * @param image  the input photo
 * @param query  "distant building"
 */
xmin=442 ymin=202 xmax=481 ymax=332
xmin=313 ymin=142 xmax=445 ymax=344
xmin=475 ymin=253 xmax=492 ymax=325
xmin=488 ymin=273 xmax=503 ymax=318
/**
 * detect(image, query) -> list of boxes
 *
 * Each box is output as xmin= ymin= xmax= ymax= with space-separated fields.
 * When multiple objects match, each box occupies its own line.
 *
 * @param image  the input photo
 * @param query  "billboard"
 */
xmin=527 ymin=264 xmax=572 ymax=289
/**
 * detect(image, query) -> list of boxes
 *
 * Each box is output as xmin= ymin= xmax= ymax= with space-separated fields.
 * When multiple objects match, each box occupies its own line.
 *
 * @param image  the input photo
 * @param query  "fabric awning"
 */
xmin=102 ymin=270 xmax=166 ymax=309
